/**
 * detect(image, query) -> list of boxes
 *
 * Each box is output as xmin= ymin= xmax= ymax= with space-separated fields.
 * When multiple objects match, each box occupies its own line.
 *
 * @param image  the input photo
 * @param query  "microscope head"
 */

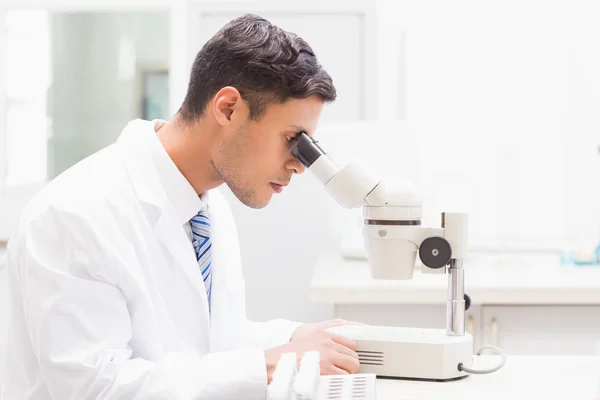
xmin=291 ymin=132 xmax=429 ymax=280
xmin=361 ymin=178 xmax=424 ymax=280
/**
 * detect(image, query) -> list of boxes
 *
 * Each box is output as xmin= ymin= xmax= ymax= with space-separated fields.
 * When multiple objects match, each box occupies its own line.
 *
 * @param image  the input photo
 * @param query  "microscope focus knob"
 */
xmin=465 ymin=293 xmax=471 ymax=311
xmin=419 ymin=236 xmax=452 ymax=269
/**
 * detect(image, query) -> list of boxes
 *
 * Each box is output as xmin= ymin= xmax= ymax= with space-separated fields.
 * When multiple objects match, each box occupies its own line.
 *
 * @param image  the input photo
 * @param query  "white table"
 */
xmin=374 ymin=355 xmax=600 ymax=399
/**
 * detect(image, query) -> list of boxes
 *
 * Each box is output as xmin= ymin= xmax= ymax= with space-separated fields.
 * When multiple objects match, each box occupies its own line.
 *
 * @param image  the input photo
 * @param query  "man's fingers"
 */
xmin=331 ymin=352 xmax=361 ymax=374
xmin=334 ymin=342 xmax=359 ymax=359
xmin=327 ymin=332 xmax=357 ymax=351
xmin=321 ymin=365 xmax=350 ymax=375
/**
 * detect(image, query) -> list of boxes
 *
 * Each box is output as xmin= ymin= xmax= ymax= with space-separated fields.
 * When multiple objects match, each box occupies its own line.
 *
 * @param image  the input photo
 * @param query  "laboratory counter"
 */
xmin=373 ymin=355 xmax=600 ymax=399
xmin=310 ymin=252 xmax=600 ymax=305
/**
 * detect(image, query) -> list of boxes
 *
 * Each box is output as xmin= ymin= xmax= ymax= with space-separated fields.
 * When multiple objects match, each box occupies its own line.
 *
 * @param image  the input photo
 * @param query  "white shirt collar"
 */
xmin=147 ymin=119 xmax=206 ymax=225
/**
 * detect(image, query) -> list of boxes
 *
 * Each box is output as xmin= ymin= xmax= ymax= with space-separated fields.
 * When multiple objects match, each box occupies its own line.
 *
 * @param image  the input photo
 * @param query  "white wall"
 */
xmin=406 ymin=0 xmax=600 ymax=250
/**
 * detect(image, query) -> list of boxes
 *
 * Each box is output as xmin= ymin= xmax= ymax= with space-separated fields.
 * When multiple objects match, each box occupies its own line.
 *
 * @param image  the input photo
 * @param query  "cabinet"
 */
xmin=333 ymin=303 xmax=600 ymax=356
xmin=482 ymin=306 xmax=600 ymax=356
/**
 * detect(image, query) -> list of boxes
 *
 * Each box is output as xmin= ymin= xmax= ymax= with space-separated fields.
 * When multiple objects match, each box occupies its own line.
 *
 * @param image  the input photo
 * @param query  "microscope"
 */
xmin=290 ymin=131 xmax=502 ymax=382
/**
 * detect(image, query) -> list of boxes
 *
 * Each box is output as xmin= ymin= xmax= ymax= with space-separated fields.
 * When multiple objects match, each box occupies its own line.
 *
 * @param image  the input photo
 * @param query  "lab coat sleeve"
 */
xmin=245 ymin=319 xmax=303 ymax=349
xmin=15 ymin=206 xmax=269 ymax=400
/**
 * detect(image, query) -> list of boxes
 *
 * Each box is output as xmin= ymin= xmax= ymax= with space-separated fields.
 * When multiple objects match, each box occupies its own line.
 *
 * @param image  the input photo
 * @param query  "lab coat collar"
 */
xmin=148 ymin=119 xmax=206 ymax=224
xmin=116 ymin=119 xmax=209 ymax=220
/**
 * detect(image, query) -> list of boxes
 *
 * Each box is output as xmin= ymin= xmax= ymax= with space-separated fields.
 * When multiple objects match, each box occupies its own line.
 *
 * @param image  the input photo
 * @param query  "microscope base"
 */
xmin=327 ymin=325 xmax=473 ymax=381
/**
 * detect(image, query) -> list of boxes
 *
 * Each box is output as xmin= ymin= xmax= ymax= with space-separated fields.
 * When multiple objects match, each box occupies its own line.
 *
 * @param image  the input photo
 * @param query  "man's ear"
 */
xmin=212 ymin=86 xmax=246 ymax=126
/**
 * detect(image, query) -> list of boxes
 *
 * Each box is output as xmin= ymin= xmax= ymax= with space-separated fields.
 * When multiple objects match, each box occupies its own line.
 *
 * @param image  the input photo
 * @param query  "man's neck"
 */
xmin=155 ymin=114 xmax=223 ymax=195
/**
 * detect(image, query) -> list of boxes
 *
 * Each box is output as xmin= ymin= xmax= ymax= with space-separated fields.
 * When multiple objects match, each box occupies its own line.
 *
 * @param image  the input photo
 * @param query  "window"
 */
xmin=0 ymin=9 xmax=170 ymax=186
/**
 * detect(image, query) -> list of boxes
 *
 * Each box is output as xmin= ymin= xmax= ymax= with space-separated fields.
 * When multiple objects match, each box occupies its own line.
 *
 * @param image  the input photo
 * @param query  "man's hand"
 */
xmin=264 ymin=330 xmax=359 ymax=383
xmin=264 ymin=319 xmax=366 ymax=383
xmin=290 ymin=319 xmax=365 ymax=342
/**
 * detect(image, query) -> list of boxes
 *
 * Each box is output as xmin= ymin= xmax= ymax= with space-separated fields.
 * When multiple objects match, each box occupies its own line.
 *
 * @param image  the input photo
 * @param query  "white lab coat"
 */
xmin=1 ymin=119 xmax=300 ymax=400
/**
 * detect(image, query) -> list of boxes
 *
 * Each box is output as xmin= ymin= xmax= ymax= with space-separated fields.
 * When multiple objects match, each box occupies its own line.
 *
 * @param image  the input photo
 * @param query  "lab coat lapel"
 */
xmin=152 ymin=207 xmax=211 ymax=324
xmin=206 ymin=189 xmax=247 ymax=352
xmin=205 ymin=190 xmax=230 ymax=351
xmin=117 ymin=120 xmax=211 ymax=329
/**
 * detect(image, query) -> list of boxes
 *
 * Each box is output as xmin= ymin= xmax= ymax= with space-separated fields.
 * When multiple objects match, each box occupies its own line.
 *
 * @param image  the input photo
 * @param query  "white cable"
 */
xmin=458 ymin=345 xmax=507 ymax=374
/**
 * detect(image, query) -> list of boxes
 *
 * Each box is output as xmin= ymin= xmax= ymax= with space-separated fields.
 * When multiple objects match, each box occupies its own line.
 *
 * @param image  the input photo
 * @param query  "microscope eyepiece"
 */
xmin=291 ymin=132 xmax=326 ymax=167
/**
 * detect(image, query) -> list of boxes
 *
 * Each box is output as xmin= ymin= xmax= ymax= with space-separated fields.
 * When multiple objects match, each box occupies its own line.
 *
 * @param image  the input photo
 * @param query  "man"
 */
xmin=1 ymin=14 xmax=361 ymax=400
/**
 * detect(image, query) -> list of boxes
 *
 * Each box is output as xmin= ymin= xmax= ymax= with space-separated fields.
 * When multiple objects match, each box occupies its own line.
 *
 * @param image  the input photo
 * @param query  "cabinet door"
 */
xmin=336 ymin=304 xmax=483 ymax=352
xmin=482 ymin=306 xmax=600 ymax=355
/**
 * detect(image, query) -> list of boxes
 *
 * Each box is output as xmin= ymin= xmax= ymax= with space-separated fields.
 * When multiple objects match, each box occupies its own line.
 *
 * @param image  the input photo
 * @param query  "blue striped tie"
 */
xmin=190 ymin=210 xmax=212 ymax=311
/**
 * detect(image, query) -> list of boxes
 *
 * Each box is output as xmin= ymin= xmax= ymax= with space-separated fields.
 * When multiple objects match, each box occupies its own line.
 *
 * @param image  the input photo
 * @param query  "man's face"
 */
xmin=213 ymin=95 xmax=324 ymax=208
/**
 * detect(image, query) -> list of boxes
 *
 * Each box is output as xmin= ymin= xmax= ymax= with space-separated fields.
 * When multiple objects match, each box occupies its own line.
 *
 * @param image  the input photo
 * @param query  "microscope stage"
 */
xmin=327 ymin=325 xmax=473 ymax=381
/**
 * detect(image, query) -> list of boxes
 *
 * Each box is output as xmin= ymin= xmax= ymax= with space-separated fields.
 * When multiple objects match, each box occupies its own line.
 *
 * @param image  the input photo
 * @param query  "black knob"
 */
xmin=419 ymin=236 xmax=452 ymax=269
xmin=464 ymin=293 xmax=471 ymax=311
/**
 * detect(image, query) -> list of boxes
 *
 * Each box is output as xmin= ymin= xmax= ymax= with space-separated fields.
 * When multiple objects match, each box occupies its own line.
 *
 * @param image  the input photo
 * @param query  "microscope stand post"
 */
xmin=447 ymin=259 xmax=465 ymax=336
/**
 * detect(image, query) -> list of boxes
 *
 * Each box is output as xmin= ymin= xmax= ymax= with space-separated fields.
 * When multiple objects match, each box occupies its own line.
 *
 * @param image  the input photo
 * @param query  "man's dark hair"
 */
xmin=179 ymin=14 xmax=336 ymax=121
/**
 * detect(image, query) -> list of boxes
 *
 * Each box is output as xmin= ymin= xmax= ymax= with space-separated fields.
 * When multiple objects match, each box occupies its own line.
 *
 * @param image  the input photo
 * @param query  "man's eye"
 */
xmin=286 ymin=136 xmax=296 ymax=142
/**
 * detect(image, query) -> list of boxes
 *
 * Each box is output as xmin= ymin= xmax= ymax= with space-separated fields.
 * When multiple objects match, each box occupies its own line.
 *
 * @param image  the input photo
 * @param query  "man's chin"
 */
xmin=244 ymin=200 xmax=270 ymax=209
xmin=239 ymin=193 xmax=271 ymax=209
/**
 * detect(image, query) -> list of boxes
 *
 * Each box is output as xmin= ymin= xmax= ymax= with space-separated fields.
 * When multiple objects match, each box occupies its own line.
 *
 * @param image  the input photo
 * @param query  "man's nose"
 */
xmin=287 ymin=157 xmax=306 ymax=174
